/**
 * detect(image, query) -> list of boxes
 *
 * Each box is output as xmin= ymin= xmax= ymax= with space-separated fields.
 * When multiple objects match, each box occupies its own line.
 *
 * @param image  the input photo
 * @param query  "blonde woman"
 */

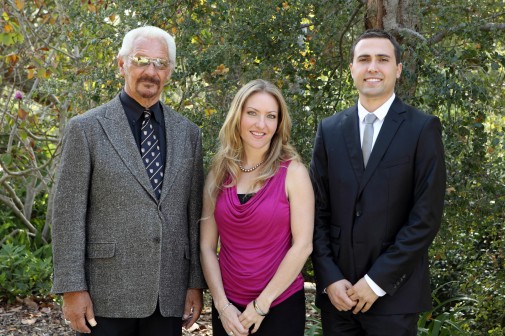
xmin=200 ymin=79 xmax=314 ymax=336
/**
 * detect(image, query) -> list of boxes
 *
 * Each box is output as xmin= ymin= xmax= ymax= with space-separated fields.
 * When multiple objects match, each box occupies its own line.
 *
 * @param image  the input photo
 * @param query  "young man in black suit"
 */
xmin=310 ymin=29 xmax=446 ymax=335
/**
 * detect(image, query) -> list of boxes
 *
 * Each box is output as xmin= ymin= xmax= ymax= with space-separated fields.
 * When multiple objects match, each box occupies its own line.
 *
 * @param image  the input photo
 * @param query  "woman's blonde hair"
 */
xmin=207 ymin=79 xmax=300 ymax=204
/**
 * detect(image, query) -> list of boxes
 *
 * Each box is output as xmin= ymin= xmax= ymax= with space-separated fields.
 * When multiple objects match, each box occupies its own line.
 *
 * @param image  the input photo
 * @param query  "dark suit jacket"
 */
xmin=51 ymin=95 xmax=205 ymax=318
xmin=310 ymin=97 xmax=446 ymax=314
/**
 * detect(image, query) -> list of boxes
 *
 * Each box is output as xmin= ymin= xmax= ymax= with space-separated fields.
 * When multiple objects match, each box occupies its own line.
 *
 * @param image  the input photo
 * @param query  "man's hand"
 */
xmin=63 ymin=291 xmax=96 ymax=333
xmin=347 ymin=278 xmax=379 ymax=314
xmin=182 ymin=288 xmax=203 ymax=329
xmin=326 ymin=280 xmax=357 ymax=311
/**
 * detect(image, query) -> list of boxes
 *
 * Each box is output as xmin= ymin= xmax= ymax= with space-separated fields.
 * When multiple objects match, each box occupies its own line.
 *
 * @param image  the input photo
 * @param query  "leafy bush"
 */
xmin=0 ymin=243 xmax=53 ymax=302
xmin=305 ymin=303 xmax=322 ymax=336
xmin=418 ymin=283 xmax=477 ymax=336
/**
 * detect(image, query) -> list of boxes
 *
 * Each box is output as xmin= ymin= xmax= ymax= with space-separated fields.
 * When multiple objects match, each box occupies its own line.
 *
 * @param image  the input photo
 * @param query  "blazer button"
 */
xmin=355 ymin=210 xmax=362 ymax=217
xmin=153 ymin=237 xmax=160 ymax=244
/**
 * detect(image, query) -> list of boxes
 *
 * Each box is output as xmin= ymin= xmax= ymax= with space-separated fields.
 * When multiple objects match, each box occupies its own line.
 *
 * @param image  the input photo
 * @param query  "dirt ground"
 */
xmin=0 ymin=286 xmax=319 ymax=335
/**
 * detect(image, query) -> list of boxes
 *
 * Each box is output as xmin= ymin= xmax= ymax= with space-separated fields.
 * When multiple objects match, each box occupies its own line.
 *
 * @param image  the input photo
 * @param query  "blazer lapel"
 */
xmin=343 ymin=106 xmax=365 ymax=183
xmin=158 ymin=104 xmax=188 ymax=203
xmin=358 ymin=98 xmax=406 ymax=195
xmin=97 ymin=97 xmax=156 ymax=198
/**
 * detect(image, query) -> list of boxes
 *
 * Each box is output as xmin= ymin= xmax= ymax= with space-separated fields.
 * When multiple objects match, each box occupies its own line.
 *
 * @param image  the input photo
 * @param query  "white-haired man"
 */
xmin=52 ymin=26 xmax=205 ymax=336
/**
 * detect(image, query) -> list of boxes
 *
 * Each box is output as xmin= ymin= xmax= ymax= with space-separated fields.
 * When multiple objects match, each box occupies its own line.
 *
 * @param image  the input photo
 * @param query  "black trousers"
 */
xmin=319 ymin=294 xmax=418 ymax=336
xmin=212 ymin=289 xmax=306 ymax=336
xmin=77 ymin=303 xmax=182 ymax=336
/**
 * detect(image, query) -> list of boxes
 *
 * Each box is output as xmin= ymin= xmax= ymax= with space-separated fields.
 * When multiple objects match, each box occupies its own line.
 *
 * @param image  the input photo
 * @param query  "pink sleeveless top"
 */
xmin=214 ymin=161 xmax=304 ymax=307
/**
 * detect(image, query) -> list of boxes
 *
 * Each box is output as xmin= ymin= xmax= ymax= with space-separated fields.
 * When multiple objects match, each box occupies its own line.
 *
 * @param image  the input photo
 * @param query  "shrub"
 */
xmin=0 ymin=243 xmax=53 ymax=302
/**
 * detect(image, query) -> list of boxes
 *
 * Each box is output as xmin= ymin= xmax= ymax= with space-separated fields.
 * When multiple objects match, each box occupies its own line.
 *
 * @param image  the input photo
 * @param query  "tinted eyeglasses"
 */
xmin=128 ymin=55 xmax=170 ymax=70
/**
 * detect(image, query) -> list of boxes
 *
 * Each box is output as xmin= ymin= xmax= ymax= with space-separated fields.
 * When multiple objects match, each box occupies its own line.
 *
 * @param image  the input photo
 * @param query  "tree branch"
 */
xmin=480 ymin=23 xmax=505 ymax=31
xmin=1 ymin=229 xmax=30 ymax=246
xmin=0 ymin=156 xmax=54 ymax=177
xmin=0 ymin=194 xmax=42 ymax=240
xmin=429 ymin=22 xmax=505 ymax=45
xmin=20 ymin=126 xmax=59 ymax=142
xmin=1 ymin=179 xmax=25 ymax=210
xmin=393 ymin=27 xmax=427 ymax=42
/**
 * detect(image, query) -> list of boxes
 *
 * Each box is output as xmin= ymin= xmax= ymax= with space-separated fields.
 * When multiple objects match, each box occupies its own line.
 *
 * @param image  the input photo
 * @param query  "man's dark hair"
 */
xmin=350 ymin=29 xmax=402 ymax=64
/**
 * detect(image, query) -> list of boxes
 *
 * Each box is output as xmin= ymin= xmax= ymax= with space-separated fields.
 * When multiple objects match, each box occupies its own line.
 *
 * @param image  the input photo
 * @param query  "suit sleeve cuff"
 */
xmin=365 ymin=274 xmax=386 ymax=297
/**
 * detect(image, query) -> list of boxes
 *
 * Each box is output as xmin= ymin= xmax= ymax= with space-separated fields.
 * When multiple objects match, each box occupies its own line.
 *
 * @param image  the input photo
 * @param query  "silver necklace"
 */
xmin=239 ymin=161 xmax=264 ymax=173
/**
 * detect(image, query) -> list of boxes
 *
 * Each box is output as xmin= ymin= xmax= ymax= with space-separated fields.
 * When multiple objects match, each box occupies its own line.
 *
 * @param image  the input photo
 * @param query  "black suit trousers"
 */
xmin=319 ymin=294 xmax=418 ymax=336
xmin=76 ymin=302 xmax=182 ymax=336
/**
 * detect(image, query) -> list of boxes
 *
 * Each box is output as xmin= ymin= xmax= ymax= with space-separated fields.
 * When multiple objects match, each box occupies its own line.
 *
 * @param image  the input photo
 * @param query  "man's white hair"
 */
xmin=118 ymin=26 xmax=176 ymax=71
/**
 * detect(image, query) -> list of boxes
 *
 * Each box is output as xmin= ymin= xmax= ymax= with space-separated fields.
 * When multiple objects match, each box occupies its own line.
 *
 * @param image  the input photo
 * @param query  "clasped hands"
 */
xmin=327 ymin=278 xmax=378 ymax=314
xmin=219 ymin=300 xmax=268 ymax=336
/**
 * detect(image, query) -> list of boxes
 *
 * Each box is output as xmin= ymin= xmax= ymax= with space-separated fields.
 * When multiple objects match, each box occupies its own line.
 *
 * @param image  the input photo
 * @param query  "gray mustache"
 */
xmin=139 ymin=77 xmax=160 ymax=85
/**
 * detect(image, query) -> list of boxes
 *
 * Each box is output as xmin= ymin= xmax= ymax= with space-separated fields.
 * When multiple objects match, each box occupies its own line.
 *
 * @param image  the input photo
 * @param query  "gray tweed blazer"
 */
xmin=51 ymin=95 xmax=205 ymax=318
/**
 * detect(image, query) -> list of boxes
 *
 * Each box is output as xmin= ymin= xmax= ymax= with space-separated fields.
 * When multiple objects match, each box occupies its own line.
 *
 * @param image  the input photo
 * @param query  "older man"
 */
xmin=52 ymin=26 xmax=205 ymax=336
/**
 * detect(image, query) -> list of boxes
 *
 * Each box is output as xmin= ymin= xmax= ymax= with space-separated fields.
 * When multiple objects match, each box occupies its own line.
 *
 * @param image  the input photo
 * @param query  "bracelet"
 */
xmin=220 ymin=302 xmax=233 ymax=314
xmin=253 ymin=300 xmax=268 ymax=316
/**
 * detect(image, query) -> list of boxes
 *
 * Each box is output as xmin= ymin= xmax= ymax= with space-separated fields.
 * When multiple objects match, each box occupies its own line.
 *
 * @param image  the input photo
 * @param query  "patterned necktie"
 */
xmin=362 ymin=113 xmax=378 ymax=168
xmin=140 ymin=110 xmax=164 ymax=198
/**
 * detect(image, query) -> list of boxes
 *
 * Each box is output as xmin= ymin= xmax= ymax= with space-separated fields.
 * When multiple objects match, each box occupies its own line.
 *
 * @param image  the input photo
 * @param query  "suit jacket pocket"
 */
xmin=381 ymin=156 xmax=410 ymax=168
xmin=86 ymin=242 xmax=115 ymax=259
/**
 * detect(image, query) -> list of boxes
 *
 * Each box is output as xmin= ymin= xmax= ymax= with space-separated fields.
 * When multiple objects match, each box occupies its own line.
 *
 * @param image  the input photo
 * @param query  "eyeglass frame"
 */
xmin=127 ymin=55 xmax=171 ymax=70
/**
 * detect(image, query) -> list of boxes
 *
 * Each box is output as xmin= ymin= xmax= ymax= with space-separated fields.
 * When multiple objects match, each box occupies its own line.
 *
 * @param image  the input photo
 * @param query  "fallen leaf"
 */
xmin=21 ymin=317 xmax=37 ymax=325
xmin=24 ymin=297 xmax=39 ymax=310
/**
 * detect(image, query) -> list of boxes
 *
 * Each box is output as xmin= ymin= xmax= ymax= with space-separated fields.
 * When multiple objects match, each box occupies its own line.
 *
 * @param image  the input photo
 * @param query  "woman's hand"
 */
xmin=238 ymin=301 xmax=267 ymax=334
xmin=219 ymin=304 xmax=249 ymax=336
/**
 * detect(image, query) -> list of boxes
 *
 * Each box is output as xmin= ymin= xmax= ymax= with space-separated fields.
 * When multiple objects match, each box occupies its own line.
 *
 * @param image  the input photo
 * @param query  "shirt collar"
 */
xmin=357 ymin=93 xmax=396 ymax=122
xmin=120 ymin=90 xmax=163 ymax=123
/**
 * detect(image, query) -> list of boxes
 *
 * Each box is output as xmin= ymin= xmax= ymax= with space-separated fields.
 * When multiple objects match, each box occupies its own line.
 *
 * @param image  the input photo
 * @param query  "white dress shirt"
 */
xmin=358 ymin=93 xmax=396 ymax=150
xmin=357 ymin=93 xmax=396 ymax=297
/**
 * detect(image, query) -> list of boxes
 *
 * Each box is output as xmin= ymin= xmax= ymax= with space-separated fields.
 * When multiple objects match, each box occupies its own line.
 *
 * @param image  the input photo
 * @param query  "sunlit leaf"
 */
xmin=0 ymin=33 xmax=14 ymax=45
xmin=7 ymin=53 xmax=20 ymax=65
xmin=88 ymin=4 xmax=97 ymax=13
xmin=15 ymin=0 xmax=25 ymax=11
xmin=211 ymin=64 xmax=229 ymax=76
xmin=27 ymin=68 xmax=35 ymax=79
xmin=2 ymin=153 xmax=12 ymax=165
xmin=4 ymin=23 xmax=14 ymax=33
xmin=18 ymin=108 xmax=28 ymax=120
xmin=37 ymin=68 xmax=50 ymax=79
xmin=204 ymin=108 xmax=216 ymax=117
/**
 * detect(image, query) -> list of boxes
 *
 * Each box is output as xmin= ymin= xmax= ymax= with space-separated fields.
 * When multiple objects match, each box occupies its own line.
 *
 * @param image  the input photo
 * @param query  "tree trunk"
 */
xmin=365 ymin=0 xmax=422 ymax=101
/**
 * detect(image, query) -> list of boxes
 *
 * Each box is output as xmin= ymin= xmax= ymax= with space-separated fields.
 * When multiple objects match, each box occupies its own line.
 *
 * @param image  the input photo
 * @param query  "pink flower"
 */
xmin=14 ymin=91 xmax=23 ymax=100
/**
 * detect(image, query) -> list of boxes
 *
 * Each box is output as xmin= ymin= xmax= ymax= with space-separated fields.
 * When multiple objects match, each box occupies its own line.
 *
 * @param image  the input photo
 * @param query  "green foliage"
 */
xmin=0 ymin=243 xmax=53 ymax=302
xmin=304 ymin=303 xmax=322 ymax=336
xmin=418 ymin=284 xmax=478 ymax=335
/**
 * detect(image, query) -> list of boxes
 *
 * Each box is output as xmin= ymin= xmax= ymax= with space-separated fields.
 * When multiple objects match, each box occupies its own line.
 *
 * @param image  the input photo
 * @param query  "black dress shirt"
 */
xmin=119 ymin=90 xmax=166 ymax=166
